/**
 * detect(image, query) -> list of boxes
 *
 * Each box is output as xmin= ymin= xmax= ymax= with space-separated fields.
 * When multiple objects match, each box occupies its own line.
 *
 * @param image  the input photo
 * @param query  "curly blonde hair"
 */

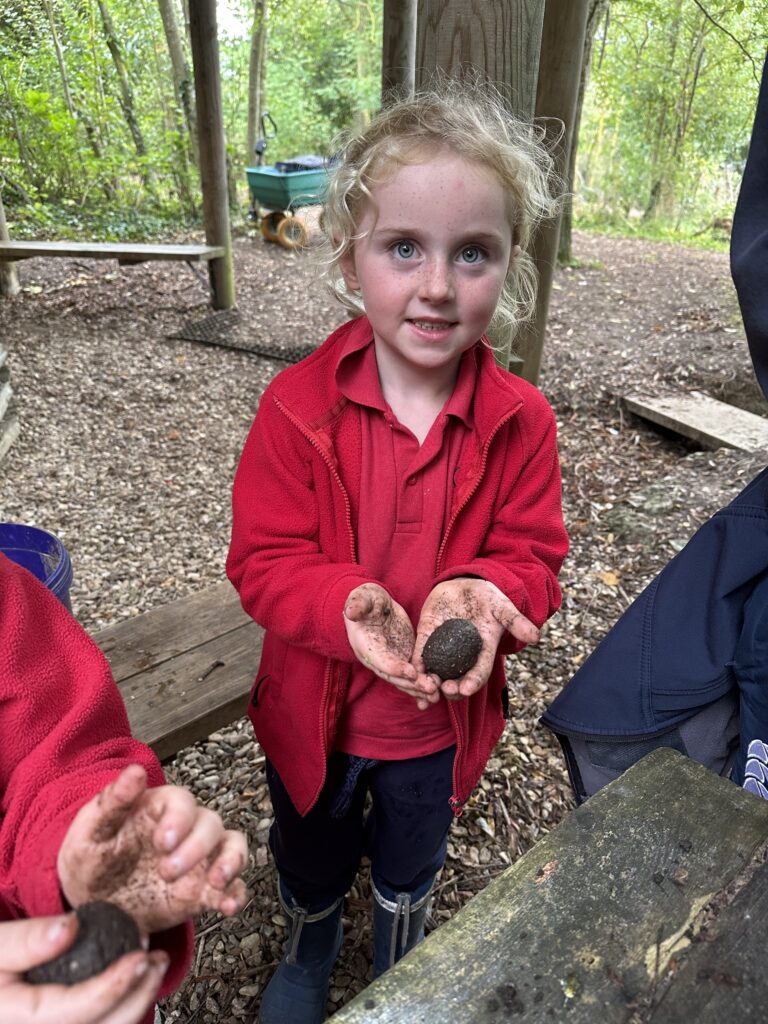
xmin=318 ymin=78 xmax=563 ymax=338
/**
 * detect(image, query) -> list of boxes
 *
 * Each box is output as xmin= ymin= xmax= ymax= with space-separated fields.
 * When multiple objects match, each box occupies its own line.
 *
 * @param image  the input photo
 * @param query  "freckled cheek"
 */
xmin=462 ymin=279 xmax=505 ymax=319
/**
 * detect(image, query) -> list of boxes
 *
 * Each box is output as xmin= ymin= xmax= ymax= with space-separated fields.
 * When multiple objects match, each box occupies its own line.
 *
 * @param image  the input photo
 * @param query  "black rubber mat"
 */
xmin=168 ymin=309 xmax=317 ymax=364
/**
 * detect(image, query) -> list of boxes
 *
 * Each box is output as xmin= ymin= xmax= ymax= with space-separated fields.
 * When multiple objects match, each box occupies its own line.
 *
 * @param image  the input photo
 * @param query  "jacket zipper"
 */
xmin=435 ymin=403 xmax=520 ymax=575
xmin=438 ymin=402 xmax=521 ymax=817
xmin=273 ymin=396 xmax=357 ymax=808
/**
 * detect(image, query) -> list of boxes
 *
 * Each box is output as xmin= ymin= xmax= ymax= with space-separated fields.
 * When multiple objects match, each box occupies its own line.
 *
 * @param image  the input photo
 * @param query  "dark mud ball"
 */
xmin=422 ymin=618 xmax=483 ymax=680
xmin=26 ymin=900 xmax=141 ymax=985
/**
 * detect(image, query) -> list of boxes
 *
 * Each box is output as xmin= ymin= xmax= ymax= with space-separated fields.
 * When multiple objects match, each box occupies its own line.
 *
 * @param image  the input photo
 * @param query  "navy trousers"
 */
xmin=266 ymin=746 xmax=456 ymax=910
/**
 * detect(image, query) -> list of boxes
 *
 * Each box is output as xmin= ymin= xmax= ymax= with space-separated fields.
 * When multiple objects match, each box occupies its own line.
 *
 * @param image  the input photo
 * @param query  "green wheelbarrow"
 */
xmin=246 ymin=113 xmax=331 ymax=250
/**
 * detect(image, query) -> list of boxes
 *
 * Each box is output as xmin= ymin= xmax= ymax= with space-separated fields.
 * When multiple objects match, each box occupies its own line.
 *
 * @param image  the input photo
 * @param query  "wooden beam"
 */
xmin=415 ymin=0 xmax=544 ymax=108
xmin=382 ymin=0 xmax=417 ymax=100
xmin=0 ymin=191 xmax=20 ymax=297
xmin=0 ymin=241 xmax=225 ymax=263
xmin=515 ymin=0 xmax=590 ymax=385
xmin=188 ymin=0 xmax=236 ymax=310
xmin=332 ymin=749 xmax=768 ymax=1023
xmin=414 ymin=0 xmax=546 ymax=370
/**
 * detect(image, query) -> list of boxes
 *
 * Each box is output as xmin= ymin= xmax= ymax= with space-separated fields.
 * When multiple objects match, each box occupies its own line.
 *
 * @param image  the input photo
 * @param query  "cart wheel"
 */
xmin=260 ymin=211 xmax=284 ymax=243
xmin=277 ymin=216 xmax=309 ymax=251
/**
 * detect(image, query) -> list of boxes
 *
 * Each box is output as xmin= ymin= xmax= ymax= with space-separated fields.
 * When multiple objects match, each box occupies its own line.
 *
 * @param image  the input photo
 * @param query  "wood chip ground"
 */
xmin=1 ymin=227 xmax=765 ymax=1021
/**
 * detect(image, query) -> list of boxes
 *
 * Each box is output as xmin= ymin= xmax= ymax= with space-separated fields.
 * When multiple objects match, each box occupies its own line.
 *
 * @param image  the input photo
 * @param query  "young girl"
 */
xmin=227 ymin=82 xmax=569 ymax=1024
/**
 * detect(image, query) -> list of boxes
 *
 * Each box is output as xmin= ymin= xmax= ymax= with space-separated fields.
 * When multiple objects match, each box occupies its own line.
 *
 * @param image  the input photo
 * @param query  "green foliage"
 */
xmin=0 ymin=0 xmax=382 ymax=238
xmin=4 ymin=0 xmax=763 ymax=247
xmin=576 ymin=0 xmax=768 ymax=243
xmin=223 ymin=0 xmax=381 ymax=194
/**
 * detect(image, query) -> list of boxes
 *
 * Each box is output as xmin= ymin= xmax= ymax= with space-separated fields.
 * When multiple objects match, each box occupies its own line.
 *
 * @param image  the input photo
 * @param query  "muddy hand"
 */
xmin=344 ymin=583 xmax=439 ymax=707
xmin=58 ymin=765 xmax=249 ymax=934
xmin=414 ymin=578 xmax=539 ymax=699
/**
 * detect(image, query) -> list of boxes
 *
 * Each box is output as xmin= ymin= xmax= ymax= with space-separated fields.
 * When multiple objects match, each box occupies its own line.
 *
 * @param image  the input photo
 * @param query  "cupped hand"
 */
xmin=0 ymin=913 xmax=168 ymax=1024
xmin=58 ymin=765 xmax=249 ymax=934
xmin=344 ymin=583 xmax=439 ymax=709
xmin=414 ymin=578 xmax=539 ymax=699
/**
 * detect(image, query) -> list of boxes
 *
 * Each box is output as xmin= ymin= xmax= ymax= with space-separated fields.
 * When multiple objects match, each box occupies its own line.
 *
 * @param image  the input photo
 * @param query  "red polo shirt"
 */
xmin=333 ymin=338 xmax=477 ymax=759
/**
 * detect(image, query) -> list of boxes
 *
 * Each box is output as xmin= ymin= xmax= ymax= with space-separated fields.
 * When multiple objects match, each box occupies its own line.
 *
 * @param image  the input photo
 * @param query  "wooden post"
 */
xmin=382 ymin=0 xmax=417 ymax=101
xmin=515 ymin=0 xmax=589 ymax=384
xmin=0 ymin=191 xmax=20 ymax=298
xmin=188 ymin=0 xmax=235 ymax=310
xmin=415 ymin=0 xmax=545 ymax=371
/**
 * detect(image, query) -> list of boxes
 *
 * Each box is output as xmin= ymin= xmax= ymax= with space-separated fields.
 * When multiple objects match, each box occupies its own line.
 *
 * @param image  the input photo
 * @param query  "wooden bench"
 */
xmin=333 ymin=748 xmax=768 ymax=1023
xmin=0 ymin=240 xmax=225 ymax=266
xmin=93 ymin=582 xmax=263 ymax=762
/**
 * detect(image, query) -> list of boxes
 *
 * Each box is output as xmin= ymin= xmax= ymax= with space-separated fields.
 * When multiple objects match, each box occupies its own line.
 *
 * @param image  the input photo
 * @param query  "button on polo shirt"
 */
xmin=333 ymin=336 xmax=477 ymax=759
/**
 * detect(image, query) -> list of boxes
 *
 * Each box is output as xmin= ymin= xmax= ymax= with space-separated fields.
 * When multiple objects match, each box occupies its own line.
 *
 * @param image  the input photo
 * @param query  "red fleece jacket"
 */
xmin=227 ymin=317 xmax=568 ymax=816
xmin=0 ymin=553 xmax=193 ymax=1006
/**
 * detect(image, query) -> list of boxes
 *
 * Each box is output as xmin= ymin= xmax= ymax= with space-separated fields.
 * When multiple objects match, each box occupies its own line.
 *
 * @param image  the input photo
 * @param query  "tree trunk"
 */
xmin=188 ymin=0 xmax=236 ymax=309
xmin=42 ymin=0 xmax=76 ymax=116
xmin=515 ymin=0 xmax=590 ymax=384
xmin=382 ymin=0 xmax=417 ymax=101
xmin=642 ymin=0 xmax=684 ymax=222
xmin=154 ymin=0 xmax=196 ymax=213
xmin=0 ymin=191 xmax=21 ymax=298
xmin=0 ymin=61 xmax=35 ymax=183
xmin=416 ymin=0 xmax=546 ymax=371
xmin=158 ymin=0 xmax=198 ymax=163
xmin=245 ymin=0 xmax=268 ymax=164
xmin=96 ymin=0 xmax=150 ymax=164
xmin=42 ymin=0 xmax=116 ymax=196
xmin=558 ymin=0 xmax=610 ymax=264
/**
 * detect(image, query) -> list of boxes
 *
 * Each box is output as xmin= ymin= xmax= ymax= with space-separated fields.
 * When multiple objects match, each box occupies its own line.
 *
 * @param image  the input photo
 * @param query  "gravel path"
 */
xmin=1 ymin=228 xmax=765 ymax=1021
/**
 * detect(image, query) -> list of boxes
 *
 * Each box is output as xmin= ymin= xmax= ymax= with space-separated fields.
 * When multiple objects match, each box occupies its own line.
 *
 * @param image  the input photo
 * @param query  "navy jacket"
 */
xmin=541 ymin=52 xmax=768 ymax=802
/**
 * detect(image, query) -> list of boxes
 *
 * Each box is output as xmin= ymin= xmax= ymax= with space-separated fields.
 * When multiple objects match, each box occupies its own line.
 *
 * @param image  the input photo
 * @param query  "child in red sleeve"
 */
xmin=0 ymin=552 xmax=249 ymax=1024
xmin=227 ymin=81 xmax=569 ymax=1024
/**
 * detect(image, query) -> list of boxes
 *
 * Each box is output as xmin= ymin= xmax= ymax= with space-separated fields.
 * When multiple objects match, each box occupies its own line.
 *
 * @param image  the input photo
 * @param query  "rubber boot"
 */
xmin=258 ymin=879 xmax=344 ymax=1024
xmin=371 ymin=876 xmax=435 ymax=979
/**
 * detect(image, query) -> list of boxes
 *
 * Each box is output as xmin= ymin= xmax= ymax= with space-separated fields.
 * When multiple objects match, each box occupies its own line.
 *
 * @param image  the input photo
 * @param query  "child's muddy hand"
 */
xmin=344 ymin=584 xmax=438 ymax=707
xmin=57 ymin=765 xmax=250 ymax=934
xmin=415 ymin=578 xmax=539 ymax=699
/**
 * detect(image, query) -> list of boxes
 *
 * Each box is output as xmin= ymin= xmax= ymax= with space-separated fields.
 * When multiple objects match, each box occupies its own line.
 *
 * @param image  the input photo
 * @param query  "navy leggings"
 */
xmin=266 ymin=746 xmax=456 ymax=909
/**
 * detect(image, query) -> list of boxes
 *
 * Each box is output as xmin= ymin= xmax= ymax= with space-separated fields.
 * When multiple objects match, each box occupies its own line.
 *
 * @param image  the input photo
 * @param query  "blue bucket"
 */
xmin=0 ymin=523 xmax=74 ymax=612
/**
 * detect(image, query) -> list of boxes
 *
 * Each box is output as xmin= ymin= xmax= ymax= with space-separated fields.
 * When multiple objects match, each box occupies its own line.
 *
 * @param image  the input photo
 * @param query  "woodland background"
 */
xmin=4 ymin=4 xmax=768 ymax=1019
xmin=1 ymin=0 xmax=767 ymax=253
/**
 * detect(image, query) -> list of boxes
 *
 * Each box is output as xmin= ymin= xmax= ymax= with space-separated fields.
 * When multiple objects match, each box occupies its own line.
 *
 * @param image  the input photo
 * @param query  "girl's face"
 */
xmin=339 ymin=151 xmax=513 ymax=381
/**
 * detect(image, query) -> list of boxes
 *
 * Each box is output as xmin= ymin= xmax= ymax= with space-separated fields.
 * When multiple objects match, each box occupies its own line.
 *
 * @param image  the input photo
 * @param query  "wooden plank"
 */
xmin=0 ymin=241 xmax=225 ymax=263
xmin=117 ymin=620 xmax=262 ymax=761
xmin=332 ymin=749 xmax=768 ymax=1024
xmin=0 ymin=413 xmax=19 ymax=463
xmin=653 ymin=857 xmax=768 ymax=1023
xmin=0 ymin=381 xmax=11 ymax=421
xmin=94 ymin=581 xmax=250 ymax=680
xmin=623 ymin=389 xmax=768 ymax=452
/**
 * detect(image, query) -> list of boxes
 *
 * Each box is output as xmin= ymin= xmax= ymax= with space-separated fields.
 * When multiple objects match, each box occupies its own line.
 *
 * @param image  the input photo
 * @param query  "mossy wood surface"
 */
xmin=651 ymin=857 xmax=768 ymax=1022
xmin=93 ymin=581 xmax=262 ymax=761
xmin=332 ymin=749 xmax=768 ymax=1023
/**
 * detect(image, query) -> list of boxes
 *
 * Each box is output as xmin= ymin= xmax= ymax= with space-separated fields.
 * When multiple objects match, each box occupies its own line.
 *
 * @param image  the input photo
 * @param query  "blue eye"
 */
xmin=459 ymin=246 xmax=483 ymax=264
xmin=394 ymin=241 xmax=415 ymax=259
